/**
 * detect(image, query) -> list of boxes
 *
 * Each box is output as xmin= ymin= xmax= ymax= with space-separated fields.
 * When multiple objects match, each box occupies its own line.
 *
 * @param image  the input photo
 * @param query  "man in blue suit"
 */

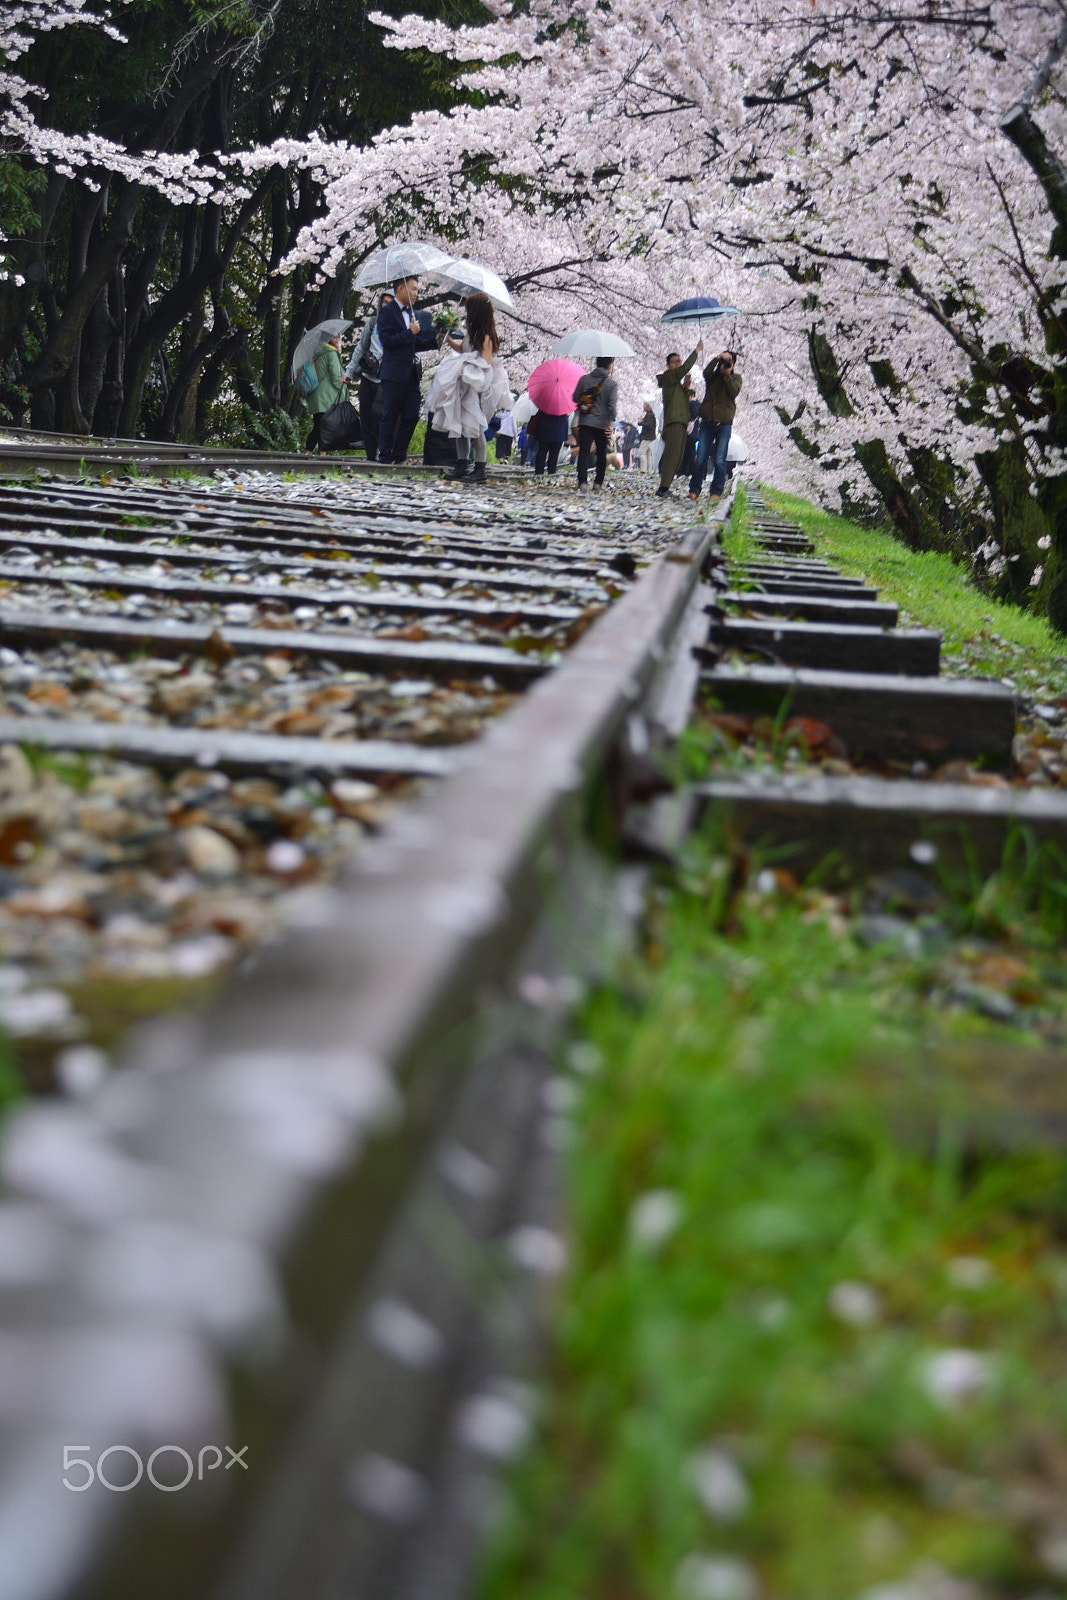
xmin=377 ymin=276 xmax=441 ymax=464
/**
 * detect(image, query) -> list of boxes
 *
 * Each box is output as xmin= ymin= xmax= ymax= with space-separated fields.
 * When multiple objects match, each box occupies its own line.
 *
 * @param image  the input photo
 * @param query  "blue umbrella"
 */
xmin=660 ymin=296 xmax=738 ymax=324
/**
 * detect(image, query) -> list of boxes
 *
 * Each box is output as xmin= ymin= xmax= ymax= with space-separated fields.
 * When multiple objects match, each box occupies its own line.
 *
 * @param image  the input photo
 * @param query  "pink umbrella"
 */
xmin=528 ymin=357 xmax=586 ymax=415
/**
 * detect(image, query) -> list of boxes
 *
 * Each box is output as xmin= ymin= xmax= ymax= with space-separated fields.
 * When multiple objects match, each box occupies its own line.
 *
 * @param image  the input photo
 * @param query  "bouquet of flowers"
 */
xmin=432 ymin=307 xmax=461 ymax=334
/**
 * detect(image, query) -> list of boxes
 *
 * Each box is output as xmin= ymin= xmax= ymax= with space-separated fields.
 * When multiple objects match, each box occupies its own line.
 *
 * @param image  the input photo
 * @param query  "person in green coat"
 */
xmin=655 ymin=337 xmax=703 ymax=498
xmin=304 ymin=335 xmax=347 ymax=454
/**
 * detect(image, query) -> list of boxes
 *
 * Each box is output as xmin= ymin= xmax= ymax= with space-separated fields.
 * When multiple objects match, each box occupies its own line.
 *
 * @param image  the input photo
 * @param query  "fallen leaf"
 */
xmin=378 ymin=625 xmax=429 ymax=642
xmin=204 ymin=628 xmax=235 ymax=668
xmin=784 ymin=716 xmax=834 ymax=751
xmin=706 ymin=712 xmax=753 ymax=741
xmin=0 ymin=814 xmax=39 ymax=865
xmin=973 ymin=953 xmax=1029 ymax=990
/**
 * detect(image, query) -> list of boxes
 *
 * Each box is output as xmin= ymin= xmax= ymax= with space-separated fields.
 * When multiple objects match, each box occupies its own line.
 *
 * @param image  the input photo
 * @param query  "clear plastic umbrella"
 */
xmin=511 ymin=392 xmax=537 ymax=426
xmin=549 ymin=329 xmax=637 ymax=358
xmin=437 ymin=257 xmax=514 ymax=312
xmin=290 ymin=319 xmax=352 ymax=380
xmin=352 ymin=242 xmax=453 ymax=290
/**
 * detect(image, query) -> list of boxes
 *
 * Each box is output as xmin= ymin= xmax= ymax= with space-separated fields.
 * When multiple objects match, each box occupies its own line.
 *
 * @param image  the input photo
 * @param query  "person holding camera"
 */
xmin=689 ymin=349 xmax=742 ymax=502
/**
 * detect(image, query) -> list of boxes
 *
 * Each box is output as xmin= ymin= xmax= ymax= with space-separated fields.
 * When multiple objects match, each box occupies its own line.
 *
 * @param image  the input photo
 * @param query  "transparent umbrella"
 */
xmin=352 ymin=242 xmax=453 ymax=290
xmin=511 ymin=392 xmax=537 ymax=426
xmin=437 ymin=257 xmax=514 ymax=312
xmin=549 ymin=329 xmax=637 ymax=359
xmin=290 ymin=319 xmax=352 ymax=380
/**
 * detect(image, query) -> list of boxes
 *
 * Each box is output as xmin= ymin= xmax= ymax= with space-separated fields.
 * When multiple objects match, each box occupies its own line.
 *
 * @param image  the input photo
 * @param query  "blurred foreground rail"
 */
xmin=0 ymin=461 xmax=721 ymax=1600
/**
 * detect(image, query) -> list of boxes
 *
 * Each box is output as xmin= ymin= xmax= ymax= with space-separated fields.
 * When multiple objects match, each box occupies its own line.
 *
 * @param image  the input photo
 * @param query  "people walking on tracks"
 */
xmin=377 ymin=276 xmax=441 ymax=465
xmin=655 ymin=338 xmax=703 ymax=498
xmin=689 ymin=349 xmax=742 ymax=503
xmin=571 ymin=357 xmax=618 ymax=493
xmin=346 ymin=290 xmax=392 ymax=462
xmin=638 ymin=401 xmax=657 ymax=473
xmin=426 ymin=292 xmax=511 ymax=483
xmin=303 ymin=334 xmax=347 ymax=454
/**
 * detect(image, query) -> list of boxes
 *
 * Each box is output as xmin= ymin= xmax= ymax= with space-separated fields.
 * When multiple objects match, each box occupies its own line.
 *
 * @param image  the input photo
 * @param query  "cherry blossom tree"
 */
xmin=276 ymin=0 xmax=1067 ymax=624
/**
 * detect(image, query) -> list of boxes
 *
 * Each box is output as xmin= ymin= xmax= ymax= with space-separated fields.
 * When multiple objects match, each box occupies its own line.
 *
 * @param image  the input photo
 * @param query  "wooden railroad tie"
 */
xmin=700 ymin=662 xmax=1016 ymax=766
xmin=702 ymin=616 xmax=940 ymax=675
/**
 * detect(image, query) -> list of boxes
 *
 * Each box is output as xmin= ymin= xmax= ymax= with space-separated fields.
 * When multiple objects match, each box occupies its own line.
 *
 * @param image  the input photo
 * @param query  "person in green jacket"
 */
xmin=655 ymin=338 xmax=703 ymax=497
xmin=304 ymin=335 xmax=347 ymax=454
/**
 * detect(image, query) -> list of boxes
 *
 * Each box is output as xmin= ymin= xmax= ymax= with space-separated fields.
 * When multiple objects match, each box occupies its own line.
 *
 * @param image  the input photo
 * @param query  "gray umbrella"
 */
xmin=352 ymin=241 xmax=453 ymax=290
xmin=549 ymin=329 xmax=637 ymax=358
xmin=291 ymin=319 xmax=352 ymax=380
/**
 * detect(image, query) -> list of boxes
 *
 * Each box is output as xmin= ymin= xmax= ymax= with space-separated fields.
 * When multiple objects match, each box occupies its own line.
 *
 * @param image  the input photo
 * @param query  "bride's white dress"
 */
xmin=427 ymin=346 xmax=511 ymax=439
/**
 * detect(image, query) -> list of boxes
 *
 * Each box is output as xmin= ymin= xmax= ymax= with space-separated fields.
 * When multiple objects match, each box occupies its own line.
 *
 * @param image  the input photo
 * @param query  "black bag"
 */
xmin=317 ymin=398 xmax=362 ymax=452
xmin=358 ymin=349 xmax=380 ymax=379
xmin=423 ymin=412 xmax=457 ymax=467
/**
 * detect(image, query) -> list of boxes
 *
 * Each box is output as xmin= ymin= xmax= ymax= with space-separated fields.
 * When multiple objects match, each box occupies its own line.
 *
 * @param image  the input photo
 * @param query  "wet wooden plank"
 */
xmin=702 ymin=616 xmax=940 ymax=675
xmin=0 ymin=503 xmax=606 ymax=581
xmin=0 ymin=715 xmax=456 ymax=777
xmin=0 ymin=606 xmax=548 ymax=684
xmin=700 ymin=662 xmax=1015 ymax=765
xmin=718 ymin=590 xmax=898 ymax=627
xmin=0 ymin=559 xmax=583 ymax=625
xmin=0 ymin=530 xmax=606 ymax=597
xmin=692 ymin=770 xmax=1067 ymax=876
xmin=731 ymin=578 xmax=879 ymax=599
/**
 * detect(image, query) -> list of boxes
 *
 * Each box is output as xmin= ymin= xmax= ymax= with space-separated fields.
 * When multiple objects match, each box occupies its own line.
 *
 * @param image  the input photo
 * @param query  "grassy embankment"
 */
xmin=476 ymin=489 xmax=1067 ymax=1600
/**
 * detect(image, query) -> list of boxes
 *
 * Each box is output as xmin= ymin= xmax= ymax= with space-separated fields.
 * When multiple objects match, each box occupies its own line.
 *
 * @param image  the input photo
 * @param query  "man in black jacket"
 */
xmin=377 ymin=276 xmax=441 ymax=464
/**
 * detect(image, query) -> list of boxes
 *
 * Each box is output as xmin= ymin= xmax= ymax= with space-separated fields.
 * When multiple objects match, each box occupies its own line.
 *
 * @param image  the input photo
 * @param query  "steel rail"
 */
xmin=0 ymin=509 xmax=721 ymax=1600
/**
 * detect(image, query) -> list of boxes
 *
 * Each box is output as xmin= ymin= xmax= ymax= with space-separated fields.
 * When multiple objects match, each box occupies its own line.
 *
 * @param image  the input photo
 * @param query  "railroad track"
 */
xmin=1 ymin=466 xmax=1063 ymax=1600
xmin=0 ymin=422 xmax=493 ymax=480
xmin=0 ymin=462 xmax=723 ymax=1600
xmin=693 ymin=488 xmax=1067 ymax=875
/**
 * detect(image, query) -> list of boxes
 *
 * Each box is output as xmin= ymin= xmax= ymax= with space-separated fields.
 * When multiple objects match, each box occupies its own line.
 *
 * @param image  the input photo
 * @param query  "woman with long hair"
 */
xmin=426 ymin=291 xmax=511 ymax=484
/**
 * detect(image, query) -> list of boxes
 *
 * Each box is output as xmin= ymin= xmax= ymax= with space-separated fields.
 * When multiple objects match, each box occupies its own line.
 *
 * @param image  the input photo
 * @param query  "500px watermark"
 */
xmin=62 ymin=1443 xmax=249 ymax=1492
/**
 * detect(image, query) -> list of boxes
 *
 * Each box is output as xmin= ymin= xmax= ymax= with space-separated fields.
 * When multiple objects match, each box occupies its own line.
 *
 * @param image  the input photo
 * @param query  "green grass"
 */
xmin=476 ymin=491 xmax=1067 ymax=1600
xmin=719 ymin=480 xmax=759 ymax=566
xmin=477 ymin=825 xmax=1067 ymax=1600
xmin=760 ymin=485 xmax=1067 ymax=690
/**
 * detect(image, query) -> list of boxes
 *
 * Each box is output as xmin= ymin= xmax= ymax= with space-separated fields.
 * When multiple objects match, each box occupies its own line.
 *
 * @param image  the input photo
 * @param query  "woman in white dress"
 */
xmin=426 ymin=293 xmax=510 ymax=483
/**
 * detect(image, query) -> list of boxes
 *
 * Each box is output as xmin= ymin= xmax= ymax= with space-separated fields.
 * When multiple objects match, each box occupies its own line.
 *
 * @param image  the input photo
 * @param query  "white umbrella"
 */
xmin=511 ymin=391 xmax=537 ymax=426
xmin=290 ymin=319 xmax=352 ymax=380
xmin=549 ymin=329 xmax=637 ymax=358
xmin=437 ymin=256 xmax=514 ymax=312
xmin=726 ymin=431 xmax=749 ymax=463
xmin=352 ymin=242 xmax=453 ymax=290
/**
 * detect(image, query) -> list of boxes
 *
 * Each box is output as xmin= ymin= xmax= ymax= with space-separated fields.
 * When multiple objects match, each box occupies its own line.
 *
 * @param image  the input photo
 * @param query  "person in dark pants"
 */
xmin=571 ymin=357 xmax=618 ymax=492
xmin=346 ymin=290 xmax=393 ymax=461
xmin=376 ymin=276 xmax=440 ymax=464
xmin=689 ymin=349 xmax=743 ymax=501
xmin=532 ymin=409 xmax=571 ymax=475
